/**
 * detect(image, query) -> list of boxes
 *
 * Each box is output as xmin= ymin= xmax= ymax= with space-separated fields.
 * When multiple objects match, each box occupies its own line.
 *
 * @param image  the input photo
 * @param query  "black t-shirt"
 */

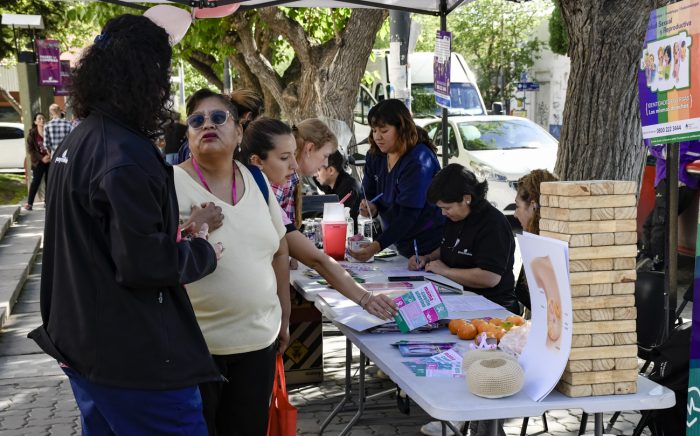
xmin=439 ymin=203 xmax=518 ymax=313
xmin=315 ymin=171 xmax=361 ymax=233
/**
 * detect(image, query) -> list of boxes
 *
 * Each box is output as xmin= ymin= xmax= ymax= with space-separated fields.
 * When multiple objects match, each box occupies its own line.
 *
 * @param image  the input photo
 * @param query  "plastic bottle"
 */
xmin=344 ymin=207 xmax=354 ymax=240
xmin=357 ymin=215 xmax=373 ymax=241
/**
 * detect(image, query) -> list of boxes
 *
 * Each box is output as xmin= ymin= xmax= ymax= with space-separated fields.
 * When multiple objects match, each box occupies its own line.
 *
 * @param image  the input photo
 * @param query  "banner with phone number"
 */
xmin=638 ymin=0 xmax=700 ymax=146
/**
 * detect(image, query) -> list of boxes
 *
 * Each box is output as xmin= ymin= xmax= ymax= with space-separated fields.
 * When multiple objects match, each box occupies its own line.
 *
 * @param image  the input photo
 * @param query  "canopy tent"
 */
xmin=99 ymin=0 xmax=469 ymax=15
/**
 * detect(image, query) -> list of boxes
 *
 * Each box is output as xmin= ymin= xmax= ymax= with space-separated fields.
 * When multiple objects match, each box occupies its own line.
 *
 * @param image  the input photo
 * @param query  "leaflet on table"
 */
xmin=392 ymin=283 xmax=449 ymax=333
xmin=397 ymin=342 xmax=456 ymax=357
xmin=401 ymin=347 xmax=465 ymax=377
xmin=341 ymin=262 xmax=463 ymax=290
xmin=442 ymin=295 xmax=504 ymax=314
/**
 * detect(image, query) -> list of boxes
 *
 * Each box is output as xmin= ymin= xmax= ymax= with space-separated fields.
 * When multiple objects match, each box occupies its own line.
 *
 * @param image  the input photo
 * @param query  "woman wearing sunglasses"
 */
xmin=173 ymin=89 xmax=290 ymax=436
xmin=238 ymin=118 xmax=398 ymax=320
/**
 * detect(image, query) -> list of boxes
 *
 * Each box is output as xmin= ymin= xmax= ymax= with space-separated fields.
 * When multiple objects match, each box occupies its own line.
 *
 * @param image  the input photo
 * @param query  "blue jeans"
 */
xmin=63 ymin=367 xmax=208 ymax=436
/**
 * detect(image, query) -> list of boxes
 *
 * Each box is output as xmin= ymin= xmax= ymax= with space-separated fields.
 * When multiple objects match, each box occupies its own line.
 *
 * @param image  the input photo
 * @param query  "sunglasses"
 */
xmin=186 ymin=110 xmax=233 ymax=129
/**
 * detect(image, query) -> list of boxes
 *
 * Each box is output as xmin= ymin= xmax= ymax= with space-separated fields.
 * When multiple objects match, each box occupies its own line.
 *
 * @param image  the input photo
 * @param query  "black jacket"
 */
xmin=29 ymin=107 xmax=221 ymax=390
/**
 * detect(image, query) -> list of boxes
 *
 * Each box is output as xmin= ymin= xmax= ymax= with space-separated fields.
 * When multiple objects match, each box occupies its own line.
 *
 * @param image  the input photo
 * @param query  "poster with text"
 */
xmin=516 ymin=232 xmax=573 ymax=402
xmin=639 ymin=0 xmax=700 ymax=145
xmin=54 ymin=61 xmax=71 ymax=96
xmin=36 ymin=39 xmax=61 ymax=86
xmin=434 ymin=31 xmax=451 ymax=108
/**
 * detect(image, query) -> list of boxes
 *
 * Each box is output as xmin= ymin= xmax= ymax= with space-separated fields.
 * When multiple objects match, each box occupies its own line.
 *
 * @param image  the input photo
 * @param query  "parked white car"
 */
xmin=422 ymin=115 xmax=558 ymax=215
xmin=0 ymin=122 xmax=25 ymax=171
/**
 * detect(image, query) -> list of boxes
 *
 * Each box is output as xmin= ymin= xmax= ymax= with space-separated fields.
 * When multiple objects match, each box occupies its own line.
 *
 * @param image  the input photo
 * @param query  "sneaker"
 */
xmin=23 ymin=204 xmax=32 ymax=211
xmin=420 ymin=420 xmax=465 ymax=436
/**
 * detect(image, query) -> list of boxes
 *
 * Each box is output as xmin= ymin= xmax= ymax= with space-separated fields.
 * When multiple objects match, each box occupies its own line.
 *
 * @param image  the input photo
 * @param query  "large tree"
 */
xmin=555 ymin=0 xmax=670 ymax=181
xmin=181 ymin=7 xmax=387 ymax=128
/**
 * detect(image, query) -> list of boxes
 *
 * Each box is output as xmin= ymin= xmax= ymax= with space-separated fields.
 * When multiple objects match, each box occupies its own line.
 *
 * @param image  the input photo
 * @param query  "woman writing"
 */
xmin=173 ymin=89 xmax=290 ymax=436
xmin=238 ymin=117 xmax=397 ymax=319
xmin=350 ymin=99 xmax=444 ymax=262
xmin=25 ymin=113 xmax=50 ymax=211
xmin=408 ymin=164 xmax=519 ymax=314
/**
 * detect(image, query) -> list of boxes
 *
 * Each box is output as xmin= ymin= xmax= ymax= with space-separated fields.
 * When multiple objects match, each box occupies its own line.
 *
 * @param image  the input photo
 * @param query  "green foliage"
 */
xmin=281 ymin=7 xmax=351 ymax=45
xmin=412 ymin=0 xmax=553 ymax=108
xmin=548 ymin=0 xmax=568 ymax=56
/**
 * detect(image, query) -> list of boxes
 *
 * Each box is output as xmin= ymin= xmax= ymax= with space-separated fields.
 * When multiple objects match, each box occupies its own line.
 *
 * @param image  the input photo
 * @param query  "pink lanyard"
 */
xmin=191 ymin=157 xmax=237 ymax=205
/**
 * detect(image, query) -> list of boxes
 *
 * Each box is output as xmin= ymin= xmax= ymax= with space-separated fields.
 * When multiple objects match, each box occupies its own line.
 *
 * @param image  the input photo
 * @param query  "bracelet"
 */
xmin=358 ymin=292 xmax=372 ymax=309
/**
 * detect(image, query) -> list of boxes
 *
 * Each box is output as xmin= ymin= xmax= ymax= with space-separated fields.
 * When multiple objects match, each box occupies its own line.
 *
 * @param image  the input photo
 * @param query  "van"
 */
xmin=354 ymin=50 xmax=487 ymax=145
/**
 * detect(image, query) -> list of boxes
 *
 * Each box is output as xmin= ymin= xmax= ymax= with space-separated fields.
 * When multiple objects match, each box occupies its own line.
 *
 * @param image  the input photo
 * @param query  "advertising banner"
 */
xmin=638 ymin=0 xmax=700 ymax=145
xmin=36 ymin=39 xmax=61 ymax=86
xmin=54 ymin=61 xmax=71 ymax=96
xmin=434 ymin=30 xmax=451 ymax=108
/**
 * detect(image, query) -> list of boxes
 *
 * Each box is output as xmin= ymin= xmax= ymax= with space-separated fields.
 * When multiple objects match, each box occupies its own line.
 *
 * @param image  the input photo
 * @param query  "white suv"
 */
xmin=0 ymin=122 xmax=25 ymax=171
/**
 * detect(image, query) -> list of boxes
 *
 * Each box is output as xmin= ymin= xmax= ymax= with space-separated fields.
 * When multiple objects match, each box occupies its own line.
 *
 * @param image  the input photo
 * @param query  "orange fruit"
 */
xmin=448 ymin=319 xmax=467 ymax=335
xmin=494 ymin=328 xmax=506 ymax=341
xmin=506 ymin=315 xmax=525 ymax=326
xmin=457 ymin=323 xmax=477 ymax=340
xmin=476 ymin=322 xmax=492 ymax=334
xmin=471 ymin=318 xmax=486 ymax=328
xmin=488 ymin=317 xmax=503 ymax=326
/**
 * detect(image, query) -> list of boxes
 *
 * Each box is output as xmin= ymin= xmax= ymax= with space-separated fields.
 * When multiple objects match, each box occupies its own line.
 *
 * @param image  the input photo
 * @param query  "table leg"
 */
xmin=488 ymin=419 xmax=498 ymax=436
xmin=594 ymin=413 xmax=603 ymax=436
xmin=338 ymin=350 xmax=366 ymax=436
xmin=319 ymin=338 xmax=353 ymax=435
xmin=442 ymin=421 xmax=447 ymax=436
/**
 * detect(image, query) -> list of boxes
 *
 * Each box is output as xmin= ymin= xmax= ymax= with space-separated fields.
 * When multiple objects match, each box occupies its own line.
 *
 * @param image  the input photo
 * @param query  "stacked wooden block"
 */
xmin=538 ymin=180 xmax=639 ymax=397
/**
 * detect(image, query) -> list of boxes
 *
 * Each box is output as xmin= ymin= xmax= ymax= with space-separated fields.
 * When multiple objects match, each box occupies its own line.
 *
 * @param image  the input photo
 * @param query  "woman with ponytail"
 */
xmin=408 ymin=163 xmax=519 ymax=313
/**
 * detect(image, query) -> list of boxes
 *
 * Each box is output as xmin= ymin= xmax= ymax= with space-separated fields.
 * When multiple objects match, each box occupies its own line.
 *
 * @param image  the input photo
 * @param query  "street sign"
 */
xmin=517 ymin=82 xmax=540 ymax=92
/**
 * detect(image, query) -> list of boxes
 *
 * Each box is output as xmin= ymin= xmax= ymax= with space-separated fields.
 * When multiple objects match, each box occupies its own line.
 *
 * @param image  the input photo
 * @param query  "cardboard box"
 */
xmin=284 ymin=287 xmax=324 ymax=385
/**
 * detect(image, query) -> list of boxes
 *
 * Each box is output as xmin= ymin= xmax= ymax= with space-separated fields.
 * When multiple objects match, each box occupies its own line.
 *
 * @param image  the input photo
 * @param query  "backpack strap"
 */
xmin=245 ymin=164 xmax=269 ymax=204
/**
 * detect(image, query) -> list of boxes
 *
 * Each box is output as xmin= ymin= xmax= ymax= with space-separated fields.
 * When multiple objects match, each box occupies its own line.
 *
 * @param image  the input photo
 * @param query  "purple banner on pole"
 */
xmin=54 ymin=61 xmax=71 ymax=96
xmin=433 ymin=31 xmax=451 ymax=108
xmin=36 ymin=39 xmax=61 ymax=86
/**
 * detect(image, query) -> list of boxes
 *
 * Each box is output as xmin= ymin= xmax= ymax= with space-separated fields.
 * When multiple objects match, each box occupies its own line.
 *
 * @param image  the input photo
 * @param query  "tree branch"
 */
xmin=257 ymin=7 xmax=312 ymax=65
xmin=187 ymin=51 xmax=223 ymax=91
xmin=0 ymin=86 xmax=21 ymax=115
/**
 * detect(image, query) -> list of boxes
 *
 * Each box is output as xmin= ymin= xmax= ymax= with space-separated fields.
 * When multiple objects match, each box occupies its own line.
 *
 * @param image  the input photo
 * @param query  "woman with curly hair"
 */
xmin=29 ymin=14 xmax=222 ymax=435
xmin=513 ymin=168 xmax=558 ymax=309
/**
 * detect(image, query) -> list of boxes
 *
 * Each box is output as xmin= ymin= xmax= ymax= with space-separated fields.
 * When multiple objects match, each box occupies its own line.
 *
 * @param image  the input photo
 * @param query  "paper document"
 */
xmin=393 ymin=283 xmax=449 ymax=333
xmin=442 ymin=295 xmax=504 ymax=314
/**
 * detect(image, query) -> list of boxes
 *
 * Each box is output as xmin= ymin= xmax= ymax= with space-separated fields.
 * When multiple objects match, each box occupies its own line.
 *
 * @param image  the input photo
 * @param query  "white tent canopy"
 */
xmin=99 ymin=0 xmax=469 ymax=15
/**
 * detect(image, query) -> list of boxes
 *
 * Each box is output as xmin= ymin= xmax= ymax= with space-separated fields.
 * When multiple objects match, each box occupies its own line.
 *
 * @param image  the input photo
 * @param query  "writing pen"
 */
xmin=369 ymin=193 xmax=383 ymax=203
xmin=413 ymin=239 xmax=422 ymax=270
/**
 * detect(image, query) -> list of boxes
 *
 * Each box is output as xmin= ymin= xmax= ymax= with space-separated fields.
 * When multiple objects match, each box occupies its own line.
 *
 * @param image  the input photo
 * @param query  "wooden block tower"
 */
xmin=538 ymin=180 xmax=638 ymax=397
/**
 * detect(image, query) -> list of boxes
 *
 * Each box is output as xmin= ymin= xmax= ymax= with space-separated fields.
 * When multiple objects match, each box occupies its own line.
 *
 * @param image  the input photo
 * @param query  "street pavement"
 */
xmin=0 ymin=206 xmax=689 ymax=435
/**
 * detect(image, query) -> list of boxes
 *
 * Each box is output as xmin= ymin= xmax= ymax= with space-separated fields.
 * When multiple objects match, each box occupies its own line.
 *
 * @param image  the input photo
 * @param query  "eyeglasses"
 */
xmin=186 ymin=110 xmax=233 ymax=129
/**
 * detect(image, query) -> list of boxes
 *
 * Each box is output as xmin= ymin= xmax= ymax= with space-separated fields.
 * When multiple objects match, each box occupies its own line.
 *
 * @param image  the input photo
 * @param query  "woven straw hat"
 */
xmin=467 ymin=357 xmax=524 ymax=399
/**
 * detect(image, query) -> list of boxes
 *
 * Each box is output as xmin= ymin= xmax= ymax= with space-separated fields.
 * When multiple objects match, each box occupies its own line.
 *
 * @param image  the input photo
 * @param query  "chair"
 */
xmin=578 ymin=271 xmax=668 ymax=435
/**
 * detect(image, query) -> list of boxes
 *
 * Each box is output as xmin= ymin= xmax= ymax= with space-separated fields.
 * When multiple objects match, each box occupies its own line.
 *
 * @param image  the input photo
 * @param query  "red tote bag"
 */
xmin=267 ymin=353 xmax=298 ymax=436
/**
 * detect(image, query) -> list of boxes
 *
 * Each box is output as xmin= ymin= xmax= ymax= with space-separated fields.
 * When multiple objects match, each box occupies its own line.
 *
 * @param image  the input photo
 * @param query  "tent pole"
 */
xmin=664 ymin=143 xmax=679 ymax=340
xmin=440 ymin=0 xmax=448 ymax=168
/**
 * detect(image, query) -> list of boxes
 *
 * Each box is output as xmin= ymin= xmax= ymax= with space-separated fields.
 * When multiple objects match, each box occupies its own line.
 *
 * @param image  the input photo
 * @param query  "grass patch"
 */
xmin=0 ymin=174 xmax=26 ymax=205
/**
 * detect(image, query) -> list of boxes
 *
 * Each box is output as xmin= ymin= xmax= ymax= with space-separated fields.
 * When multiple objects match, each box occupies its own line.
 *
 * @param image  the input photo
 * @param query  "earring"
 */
xmin=467 ymin=201 xmax=471 ymax=205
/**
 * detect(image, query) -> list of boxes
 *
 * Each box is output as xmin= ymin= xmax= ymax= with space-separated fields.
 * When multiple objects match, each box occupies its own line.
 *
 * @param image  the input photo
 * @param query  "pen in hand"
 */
xmin=413 ymin=239 xmax=422 ymax=270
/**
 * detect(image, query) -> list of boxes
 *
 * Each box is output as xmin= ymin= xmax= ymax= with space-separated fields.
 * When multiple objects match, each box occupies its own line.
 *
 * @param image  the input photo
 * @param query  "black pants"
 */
xmin=27 ymin=162 xmax=50 ymax=206
xmin=199 ymin=342 xmax=277 ymax=436
xmin=641 ymin=179 xmax=696 ymax=263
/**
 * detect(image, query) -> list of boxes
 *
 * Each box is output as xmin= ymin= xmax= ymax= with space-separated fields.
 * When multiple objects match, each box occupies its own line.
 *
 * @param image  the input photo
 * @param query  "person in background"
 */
xmin=178 ymin=89 xmax=264 ymax=163
xmin=639 ymin=140 xmax=700 ymax=271
xmin=350 ymin=99 xmax=444 ymax=262
xmin=43 ymin=103 xmax=73 ymax=153
xmin=513 ymin=169 xmax=559 ymax=311
xmin=24 ymin=112 xmax=49 ymax=211
xmin=174 ymin=89 xmax=289 ymax=436
xmin=28 ymin=14 xmax=223 ymax=435
xmin=238 ymin=118 xmax=397 ymax=319
xmin=315 ymin=150 xmax=361 ymax=232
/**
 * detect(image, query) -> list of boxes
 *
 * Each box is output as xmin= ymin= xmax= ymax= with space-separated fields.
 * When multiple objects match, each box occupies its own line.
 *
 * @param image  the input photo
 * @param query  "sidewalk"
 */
xmin=0 ymin=206 xmax=683 ymax=435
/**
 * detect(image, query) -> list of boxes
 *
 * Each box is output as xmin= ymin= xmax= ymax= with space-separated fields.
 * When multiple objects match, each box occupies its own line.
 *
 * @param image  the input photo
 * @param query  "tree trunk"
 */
xmin=0 ymin=86 xmax=21 ymax=116
xmin=188 ymin=52 xmax=224 ymax=91
xmin=556 ymin=1 xmax=669 ymax=182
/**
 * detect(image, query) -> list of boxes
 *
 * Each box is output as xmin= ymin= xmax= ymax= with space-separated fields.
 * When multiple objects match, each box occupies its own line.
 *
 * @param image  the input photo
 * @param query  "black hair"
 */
xmin=229 ymin=89 xmax=264 ymax=130
xmin=326 ymin=150 xmax=347 ymax=174
xmin=427 ymin=163 xmax=488 ymax=209
xmin=70 ymin=14 xmax=172 ymax=135
xmin=237 ymin=117 xmax=293 ymax=163
xmin=367 ymin=99 xmax=418 ymax=156
xmin=31 ymin=113 xmax=45 ymax=131
xmin=186 ymin=88 xmax=239 ymax=120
